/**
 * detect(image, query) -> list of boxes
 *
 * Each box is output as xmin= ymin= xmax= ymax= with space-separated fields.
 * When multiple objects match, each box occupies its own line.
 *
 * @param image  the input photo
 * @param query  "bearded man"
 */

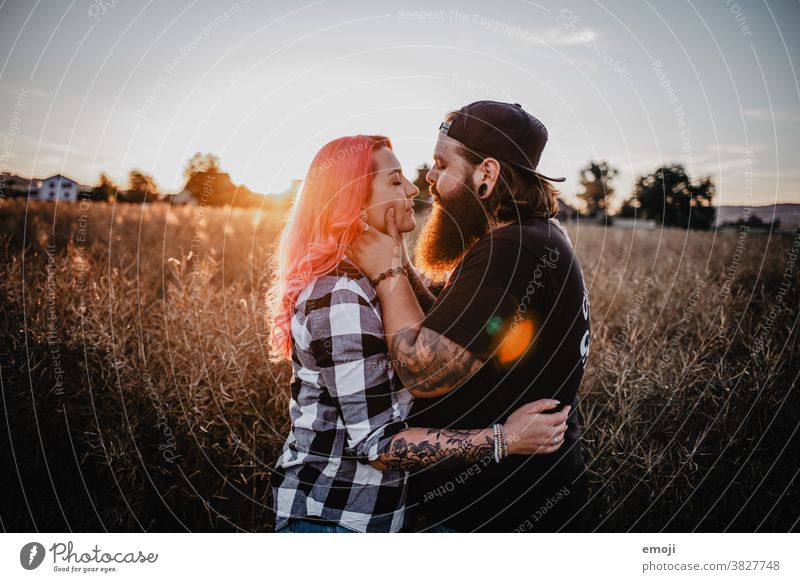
xmin=349 ymin=101 xmax=591 ymax=532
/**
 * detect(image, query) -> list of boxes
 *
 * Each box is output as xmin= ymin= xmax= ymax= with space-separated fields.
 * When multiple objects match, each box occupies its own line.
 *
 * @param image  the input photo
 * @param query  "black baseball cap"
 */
xmin=439 ymin=100 xmax=566 ymax=182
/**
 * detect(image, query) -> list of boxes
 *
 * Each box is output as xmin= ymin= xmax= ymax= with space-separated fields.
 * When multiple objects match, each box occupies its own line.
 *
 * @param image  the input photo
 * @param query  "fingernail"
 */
xmin=389 ymin=208 xmax=395 ymax=216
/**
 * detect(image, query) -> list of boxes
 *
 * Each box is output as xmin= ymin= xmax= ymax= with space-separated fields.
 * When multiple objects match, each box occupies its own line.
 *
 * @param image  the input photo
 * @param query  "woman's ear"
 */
xmin=476 ymin=157 xmax=501 ymax=199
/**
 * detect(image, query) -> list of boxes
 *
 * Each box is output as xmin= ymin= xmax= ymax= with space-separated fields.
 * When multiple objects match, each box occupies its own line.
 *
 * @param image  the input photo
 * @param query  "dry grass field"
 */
xmin=1 ymin=198 xmax=798 ymax=532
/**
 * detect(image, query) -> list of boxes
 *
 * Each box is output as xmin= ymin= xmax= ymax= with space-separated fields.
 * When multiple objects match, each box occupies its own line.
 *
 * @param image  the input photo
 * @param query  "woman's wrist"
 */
xmin=371 ymin=266 xmax=408 ymax=290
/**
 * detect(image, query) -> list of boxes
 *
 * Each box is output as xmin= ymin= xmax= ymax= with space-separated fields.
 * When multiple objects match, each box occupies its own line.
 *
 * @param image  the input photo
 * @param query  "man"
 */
xmin=349 ymin=100 xmax=590 ymax=532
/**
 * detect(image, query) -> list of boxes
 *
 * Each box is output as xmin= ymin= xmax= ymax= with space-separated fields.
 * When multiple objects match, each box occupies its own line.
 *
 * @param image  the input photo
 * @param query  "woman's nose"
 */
xmin=406 ymin=178 xmax=419 ymax=198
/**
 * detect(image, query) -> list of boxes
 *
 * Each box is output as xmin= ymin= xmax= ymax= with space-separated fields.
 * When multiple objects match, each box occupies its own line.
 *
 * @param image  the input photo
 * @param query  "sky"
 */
xmin=1 ymin=0 xmax=799 ymax=207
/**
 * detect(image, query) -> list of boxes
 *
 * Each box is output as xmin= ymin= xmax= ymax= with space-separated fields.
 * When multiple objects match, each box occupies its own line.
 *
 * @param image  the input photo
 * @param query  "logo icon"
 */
xmin=20 ymin=542 xmax=46 ymax=570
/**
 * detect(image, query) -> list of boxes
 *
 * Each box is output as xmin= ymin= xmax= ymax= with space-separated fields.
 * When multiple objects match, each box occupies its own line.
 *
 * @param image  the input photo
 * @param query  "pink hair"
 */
xmin=267 ymin=135 xmax=392 ymax=361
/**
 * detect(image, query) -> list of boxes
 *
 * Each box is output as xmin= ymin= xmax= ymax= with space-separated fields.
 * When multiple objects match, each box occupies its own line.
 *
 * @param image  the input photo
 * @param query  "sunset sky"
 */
xmin=1 ymin=0 xmax=798 ymax=206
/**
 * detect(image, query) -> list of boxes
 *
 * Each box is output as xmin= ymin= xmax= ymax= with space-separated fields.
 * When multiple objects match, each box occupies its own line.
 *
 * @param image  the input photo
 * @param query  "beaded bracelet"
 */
xmin=492 ymin=424 xmax=502 ymax=463
xmin=499 ymin=424 xmax=508 ymax=459
xmin=370 ymin=267 xmax=408 ymax=289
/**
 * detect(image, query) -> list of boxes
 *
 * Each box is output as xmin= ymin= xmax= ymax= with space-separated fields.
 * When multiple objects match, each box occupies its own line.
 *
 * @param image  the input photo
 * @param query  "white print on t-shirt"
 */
xmin=580 ymin=290 xmax=590 ymax=368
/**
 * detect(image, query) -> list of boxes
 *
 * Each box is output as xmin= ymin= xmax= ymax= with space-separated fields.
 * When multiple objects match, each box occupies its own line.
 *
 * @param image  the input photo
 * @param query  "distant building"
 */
xmin=38 ymin=174 xmax=81 ymax=202
xmin=609 ymin=217 xmax=657 ymax=230
xmin=555 ymin=199 xmax=579 ymax=222
xmin=166 ymin=188 xmax=199 ymax=205
xmin=0 ymin=172 xmax=41 ymax=197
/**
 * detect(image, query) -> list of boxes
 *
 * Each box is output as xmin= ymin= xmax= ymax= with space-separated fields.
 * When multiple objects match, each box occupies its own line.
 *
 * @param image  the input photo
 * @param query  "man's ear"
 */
xmin=475 ymin=157 xmax=501 ymax=199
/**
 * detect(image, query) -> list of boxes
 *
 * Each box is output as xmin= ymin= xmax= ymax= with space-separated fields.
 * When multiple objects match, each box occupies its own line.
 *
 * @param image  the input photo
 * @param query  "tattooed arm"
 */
xmin=371 ymin=427 xmax=493 ymax=471
xmin=404 ymin=264 xmax=437 ymax=313
xmin=369 ymin=400 xmax=570 ymax=471
xmin=374 ymin=274 xmax=483 ymax=398
xmin=349 ymin=210 xmax=483 ymax=397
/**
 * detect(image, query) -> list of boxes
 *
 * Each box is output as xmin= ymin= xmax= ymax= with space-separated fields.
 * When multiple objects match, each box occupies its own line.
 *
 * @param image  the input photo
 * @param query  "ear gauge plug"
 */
xmin=478 ymin=184 xmax=488 ymax=196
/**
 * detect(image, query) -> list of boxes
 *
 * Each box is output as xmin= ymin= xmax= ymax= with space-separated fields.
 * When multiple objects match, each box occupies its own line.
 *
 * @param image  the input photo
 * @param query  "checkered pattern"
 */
xmin=271 ymin=258 xmax=413 ymax=533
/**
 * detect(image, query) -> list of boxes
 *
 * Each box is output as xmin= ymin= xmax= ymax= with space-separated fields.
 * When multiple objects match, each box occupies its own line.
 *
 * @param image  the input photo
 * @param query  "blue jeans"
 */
xmin=275 ymin=518 xmax=357 ymax=533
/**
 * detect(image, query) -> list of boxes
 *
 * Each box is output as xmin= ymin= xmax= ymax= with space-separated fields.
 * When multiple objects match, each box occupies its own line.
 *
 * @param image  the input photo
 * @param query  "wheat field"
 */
xmin=0 ymin=198 xmax=797 ymax=532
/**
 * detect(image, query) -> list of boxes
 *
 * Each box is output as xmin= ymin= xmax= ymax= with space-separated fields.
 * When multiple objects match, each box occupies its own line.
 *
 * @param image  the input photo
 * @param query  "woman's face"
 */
xmin=364 ymin=146 xmax=419 ymax=234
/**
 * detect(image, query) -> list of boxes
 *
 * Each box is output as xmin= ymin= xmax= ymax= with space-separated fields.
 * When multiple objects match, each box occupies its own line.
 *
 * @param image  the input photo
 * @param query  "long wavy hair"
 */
xmin=267 ymin=135 xmax=391 ymax=361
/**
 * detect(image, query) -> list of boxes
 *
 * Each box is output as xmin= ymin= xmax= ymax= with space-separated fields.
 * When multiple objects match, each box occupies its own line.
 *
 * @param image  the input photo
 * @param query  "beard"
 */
xmin=413 ymin=178 xmax=489 ymax=284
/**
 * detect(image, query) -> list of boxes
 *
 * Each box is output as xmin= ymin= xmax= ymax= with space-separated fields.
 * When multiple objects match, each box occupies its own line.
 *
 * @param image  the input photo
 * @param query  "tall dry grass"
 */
xmin=1 ymin=198 xmax=798 ymax=532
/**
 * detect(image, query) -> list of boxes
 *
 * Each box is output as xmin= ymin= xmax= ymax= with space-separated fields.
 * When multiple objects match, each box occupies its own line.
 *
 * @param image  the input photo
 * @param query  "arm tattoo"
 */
xmin=405 ymin=267 xmax=437 ymax=313
xmin=389 ymin=327 xmax=484 ymax=397
xmin=376 ymin=427 xmax=494 ymax=471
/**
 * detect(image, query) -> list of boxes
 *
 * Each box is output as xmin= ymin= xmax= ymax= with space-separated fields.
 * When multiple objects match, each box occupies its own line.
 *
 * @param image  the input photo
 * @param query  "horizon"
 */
xmin=3 ymin=168 xmax=800 ymax=211
xmin=2 ymin=0 xmax=799 ymax=207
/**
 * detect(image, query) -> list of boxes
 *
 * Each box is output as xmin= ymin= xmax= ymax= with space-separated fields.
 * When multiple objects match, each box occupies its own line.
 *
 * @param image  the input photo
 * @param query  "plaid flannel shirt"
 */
xmin=271 ymin=257 xmax=413 ymax=533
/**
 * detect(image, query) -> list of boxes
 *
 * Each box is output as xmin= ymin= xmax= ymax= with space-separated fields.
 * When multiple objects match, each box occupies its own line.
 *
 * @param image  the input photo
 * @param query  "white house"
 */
xmin=38 ymin=174 xmax=80 ymax=202
xmin=167 ymin=188 xmax=198 ymax=205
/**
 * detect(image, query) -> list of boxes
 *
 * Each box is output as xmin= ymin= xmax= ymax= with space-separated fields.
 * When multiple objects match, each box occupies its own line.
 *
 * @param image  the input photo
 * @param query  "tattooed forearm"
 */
xmin=405 ymin=266 xmax=437 ymax=313
xmin=389 ymin=327 xmax=484 ymax=398
xmin=371 ymin=273 xmax=482 ymax=397
xmin=373 ymin=427 xmax=494 ymax=471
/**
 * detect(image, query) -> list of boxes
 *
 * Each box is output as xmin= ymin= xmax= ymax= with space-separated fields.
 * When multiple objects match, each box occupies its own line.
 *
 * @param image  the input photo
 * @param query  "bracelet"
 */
xmin=492 ymin=424 xmax=502 ymax=463
xmin=370 ymin=267 xmax=408 ymax=289
xmin=499 ymin=424 xmax=508 ymax=459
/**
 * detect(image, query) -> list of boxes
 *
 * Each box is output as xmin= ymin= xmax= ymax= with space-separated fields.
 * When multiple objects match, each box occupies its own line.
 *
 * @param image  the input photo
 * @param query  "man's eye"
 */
xmin=393 ymin=181 xmax=402 ymax=186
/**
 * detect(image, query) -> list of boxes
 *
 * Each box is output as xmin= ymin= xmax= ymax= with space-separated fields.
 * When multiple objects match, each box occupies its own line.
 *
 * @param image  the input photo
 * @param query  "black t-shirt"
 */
xmin=406 ymin=216 xmax=591 ymax=532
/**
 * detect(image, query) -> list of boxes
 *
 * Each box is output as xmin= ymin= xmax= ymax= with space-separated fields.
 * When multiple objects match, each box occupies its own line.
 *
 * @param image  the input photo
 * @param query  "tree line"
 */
xmin=82 ymin=152 xmax=292 ymax=209
xmin=575 ymin=160 xmax=716 ymax=230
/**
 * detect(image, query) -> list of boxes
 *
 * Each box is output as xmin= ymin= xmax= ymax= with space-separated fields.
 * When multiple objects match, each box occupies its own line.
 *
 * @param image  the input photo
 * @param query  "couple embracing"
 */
xmin=266 ymin=100 xmax=591 ymax=533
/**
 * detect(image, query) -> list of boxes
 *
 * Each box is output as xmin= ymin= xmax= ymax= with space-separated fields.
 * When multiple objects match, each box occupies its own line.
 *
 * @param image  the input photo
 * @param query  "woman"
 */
xmin=267 ymin=135 xmax=569 ymax=533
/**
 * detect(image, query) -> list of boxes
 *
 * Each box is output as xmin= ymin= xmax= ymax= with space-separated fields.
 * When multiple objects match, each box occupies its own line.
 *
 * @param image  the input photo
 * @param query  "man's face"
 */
xmin=413 ymin=133 xmax=489 ymax=283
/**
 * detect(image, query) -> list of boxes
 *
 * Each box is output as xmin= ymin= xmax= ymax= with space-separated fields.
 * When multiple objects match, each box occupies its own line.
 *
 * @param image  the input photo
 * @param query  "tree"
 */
xmin=119 ymin=169 xmax=159 ymax=203
xmin=620 ymin=164 xmax=715 ymax=229
xmin=412 ymin=164 xmax=432 ymax=212
xmin=183 ymin=152 xmax=221 ymax=179
xmin=86 ymin=172 xmax=117 ymax=202
xmin=577 ymin=160 xmax=618 ymax=217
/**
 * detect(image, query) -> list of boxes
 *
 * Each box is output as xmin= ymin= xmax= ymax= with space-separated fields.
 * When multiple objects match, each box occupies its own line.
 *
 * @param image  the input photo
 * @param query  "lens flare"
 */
xmin=496 ymin=318 xmax=535 ymax=364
